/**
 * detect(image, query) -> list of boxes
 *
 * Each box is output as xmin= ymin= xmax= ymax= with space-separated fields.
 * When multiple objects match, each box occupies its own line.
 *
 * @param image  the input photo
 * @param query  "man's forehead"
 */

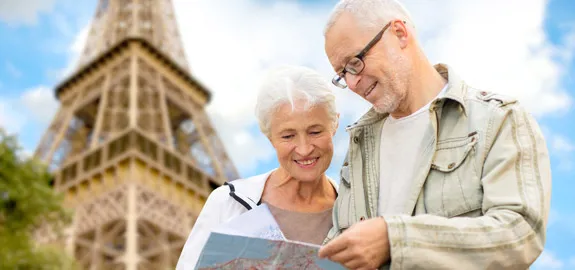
xmin=325 ymin=14 xmax=371 ymax=69
xmin=326 ymin=30 xmax=363 ymax=70
xmin=327 ymin=38 xmax=350 ymax=65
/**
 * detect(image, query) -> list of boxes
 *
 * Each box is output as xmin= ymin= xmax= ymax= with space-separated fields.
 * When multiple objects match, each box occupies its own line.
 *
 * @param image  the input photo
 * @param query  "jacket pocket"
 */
xmin=424 ymin=132 xmax=483 ymax=217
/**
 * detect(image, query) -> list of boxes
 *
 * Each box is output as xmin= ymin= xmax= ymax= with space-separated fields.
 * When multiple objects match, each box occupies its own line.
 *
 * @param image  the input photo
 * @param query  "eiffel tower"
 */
xmin=33 ymin=0 xmax=239 ymax=269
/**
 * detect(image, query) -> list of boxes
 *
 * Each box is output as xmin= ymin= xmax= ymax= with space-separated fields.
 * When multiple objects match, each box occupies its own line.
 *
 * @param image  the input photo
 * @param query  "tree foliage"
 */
xmin=0 ymin=128 xmax=77 ymax=269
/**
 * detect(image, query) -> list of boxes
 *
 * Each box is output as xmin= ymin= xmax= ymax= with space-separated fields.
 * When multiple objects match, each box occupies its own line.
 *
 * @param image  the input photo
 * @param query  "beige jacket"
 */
xmin=324 ymin=64 xmax=552 ymax=269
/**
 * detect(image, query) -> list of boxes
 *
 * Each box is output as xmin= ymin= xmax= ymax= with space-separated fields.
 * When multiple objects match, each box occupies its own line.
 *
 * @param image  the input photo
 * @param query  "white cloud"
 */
xmin=0 ymin=98 xmax=26 ymax=134
xmin=557 ymin=26 xmax=575 ymax=62
xmin=0 ymin=97 xmax=36 ymax=161
xmin=175 ymin=0 xmax=339 ymax=121
xmin=404 ymin=0 xmax=574 ymax=117
xmin=0 ymin=0 xmax=56 ymax=26
xmin=0 ymin=85 xmax=57 ymax=138
xmin=173 ymin=0 xmax=371 ymax=176
xmin=553 ymin=135 xmax=575 ymax=170
xmin=533 ymin=251 xmax=564 ymax=269
xmin=208 ymin=113 xmax=276 ymax=174
xmin=20 ymin=86 xmax=59 ymax=124
xmin=541 ymin=127 xmax=575 ymax=172
xmin=170 ymin=0 xmax=574 ymax=176
xmin=58 ymin=24 xmax=90 ymax=79
xmin=552 ymin=135 xmax=575 ymax=153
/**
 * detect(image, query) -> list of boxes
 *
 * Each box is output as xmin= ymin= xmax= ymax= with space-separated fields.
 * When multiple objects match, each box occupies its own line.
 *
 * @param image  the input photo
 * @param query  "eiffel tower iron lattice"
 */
xmin=33 ymin=0 xmax=240 ymax=269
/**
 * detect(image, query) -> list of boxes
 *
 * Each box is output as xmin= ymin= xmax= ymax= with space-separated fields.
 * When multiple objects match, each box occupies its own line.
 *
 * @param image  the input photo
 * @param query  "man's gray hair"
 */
xmin=324 ymin=0 xmax=416 ymax=35
xmin=255 ymin=65 xmax=338 ymax=138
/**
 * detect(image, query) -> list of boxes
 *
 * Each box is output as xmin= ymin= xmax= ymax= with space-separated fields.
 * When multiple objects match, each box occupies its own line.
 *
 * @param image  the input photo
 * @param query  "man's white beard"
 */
xmin=373 ymin=87 xmax=404 ymax=114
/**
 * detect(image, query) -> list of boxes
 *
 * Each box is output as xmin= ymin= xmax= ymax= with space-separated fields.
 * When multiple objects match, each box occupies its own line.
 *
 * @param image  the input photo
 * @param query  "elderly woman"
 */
xmin=176 ymin=65 xmax=340 ymax=269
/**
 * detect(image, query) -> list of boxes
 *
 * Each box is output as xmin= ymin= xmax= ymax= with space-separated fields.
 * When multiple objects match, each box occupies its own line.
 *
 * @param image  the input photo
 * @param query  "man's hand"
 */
xmin=318 ymin=217 xmax=390 ymax=270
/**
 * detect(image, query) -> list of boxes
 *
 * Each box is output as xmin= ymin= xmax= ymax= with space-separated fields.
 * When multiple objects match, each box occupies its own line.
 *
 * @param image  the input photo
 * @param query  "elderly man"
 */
xmin=317 ymin=0 xmax=552 ymax=269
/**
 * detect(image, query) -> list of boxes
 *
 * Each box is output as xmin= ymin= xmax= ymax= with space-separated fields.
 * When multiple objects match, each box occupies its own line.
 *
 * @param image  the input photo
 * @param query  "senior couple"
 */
xmin=177 ymin=0 xmax=552 ymax=269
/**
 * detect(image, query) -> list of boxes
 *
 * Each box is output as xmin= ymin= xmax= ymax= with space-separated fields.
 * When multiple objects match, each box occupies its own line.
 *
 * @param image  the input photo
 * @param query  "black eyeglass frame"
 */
xmin=331 ymin=20 xmax=407 ymax=88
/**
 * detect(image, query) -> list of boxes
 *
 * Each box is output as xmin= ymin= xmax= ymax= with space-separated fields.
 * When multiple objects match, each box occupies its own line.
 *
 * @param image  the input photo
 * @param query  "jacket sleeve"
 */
xmin=176 ymin=187 xmax=228 ymax=270
xmin=384 ymin=105 xmax=552 ymax=269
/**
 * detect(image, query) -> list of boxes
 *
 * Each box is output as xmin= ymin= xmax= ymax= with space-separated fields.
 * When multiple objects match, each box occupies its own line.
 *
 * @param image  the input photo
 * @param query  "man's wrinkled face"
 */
xmin=324 ymin=13 xmax=411 ymax=114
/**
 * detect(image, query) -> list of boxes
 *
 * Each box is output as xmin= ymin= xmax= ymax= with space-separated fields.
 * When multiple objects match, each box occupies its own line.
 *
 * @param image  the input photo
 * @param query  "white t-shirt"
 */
xmin=377 ymin=85 xmax=447 ymax=215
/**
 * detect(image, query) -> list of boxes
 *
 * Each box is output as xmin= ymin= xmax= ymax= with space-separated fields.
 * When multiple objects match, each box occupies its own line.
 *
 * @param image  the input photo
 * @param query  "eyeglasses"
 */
xmin=331 ymin=20 xmax=405 ymax=89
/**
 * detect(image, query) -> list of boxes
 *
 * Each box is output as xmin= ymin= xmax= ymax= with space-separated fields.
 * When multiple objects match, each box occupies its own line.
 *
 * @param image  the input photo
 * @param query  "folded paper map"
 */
xmin=195 ymin=232 xmax=346 ymax=269
xmin=195 ymin=204 xmax=345 ymax=269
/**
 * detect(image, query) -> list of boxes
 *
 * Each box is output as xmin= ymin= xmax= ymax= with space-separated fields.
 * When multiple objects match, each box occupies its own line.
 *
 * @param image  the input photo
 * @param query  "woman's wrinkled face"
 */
xmin=268 ymin=100 xmax=337 ymax=182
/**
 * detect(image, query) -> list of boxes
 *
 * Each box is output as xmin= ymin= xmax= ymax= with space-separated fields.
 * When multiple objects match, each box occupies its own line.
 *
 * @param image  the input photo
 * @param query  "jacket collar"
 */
xmin=346 ymin=63 xmax=468 ymax=131
xmin=228 ymin=169 xmax=340 ymax=209
xmin=434 ymin=63 xmax=468 ymax=115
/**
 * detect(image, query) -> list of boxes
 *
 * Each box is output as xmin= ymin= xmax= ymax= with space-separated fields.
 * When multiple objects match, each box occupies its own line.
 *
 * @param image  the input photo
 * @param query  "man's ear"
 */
xmin=393 ymin=20 xmax=409 ymax=49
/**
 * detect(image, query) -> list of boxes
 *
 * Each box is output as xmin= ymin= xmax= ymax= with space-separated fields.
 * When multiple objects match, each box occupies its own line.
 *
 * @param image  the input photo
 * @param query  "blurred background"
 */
xmin=0 ymin=0 xmax=574 ymax=269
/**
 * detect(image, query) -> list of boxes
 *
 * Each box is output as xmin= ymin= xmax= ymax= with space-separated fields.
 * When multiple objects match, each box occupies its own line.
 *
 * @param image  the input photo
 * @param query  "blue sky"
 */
xmin=0 ymin=0 xmax=574 ymax=268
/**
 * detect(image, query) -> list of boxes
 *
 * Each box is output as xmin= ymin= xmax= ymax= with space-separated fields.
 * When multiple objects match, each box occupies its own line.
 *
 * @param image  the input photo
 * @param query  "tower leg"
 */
xmin=125 ymin=184 xmax=139 ymax=270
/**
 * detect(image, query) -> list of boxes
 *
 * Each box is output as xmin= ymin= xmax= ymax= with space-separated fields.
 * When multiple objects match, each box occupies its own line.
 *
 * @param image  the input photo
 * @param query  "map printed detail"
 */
xmin=257 ymin=225 xmax=285 ymax=240
xmin=196 ymin=232 xmax=345 ymax=270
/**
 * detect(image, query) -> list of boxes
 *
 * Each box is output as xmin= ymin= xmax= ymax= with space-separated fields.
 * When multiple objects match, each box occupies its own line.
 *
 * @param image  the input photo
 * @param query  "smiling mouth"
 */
xmin=294 ymin=158 xmax=319 ymax=166
xmin=364 ymin=82 xmax=377 ymax=97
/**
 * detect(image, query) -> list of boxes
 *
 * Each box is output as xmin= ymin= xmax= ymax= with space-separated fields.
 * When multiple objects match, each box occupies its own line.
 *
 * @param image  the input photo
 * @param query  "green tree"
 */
xmin=0 ymin=128 xmax=77 ymax=269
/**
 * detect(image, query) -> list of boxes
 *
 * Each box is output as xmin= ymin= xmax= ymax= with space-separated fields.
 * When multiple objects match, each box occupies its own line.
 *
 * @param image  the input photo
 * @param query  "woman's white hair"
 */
xmin=255 ymin=65 xmax=338 ymax=138
xmin=324 ymin=0 xmax=416 ymax=35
